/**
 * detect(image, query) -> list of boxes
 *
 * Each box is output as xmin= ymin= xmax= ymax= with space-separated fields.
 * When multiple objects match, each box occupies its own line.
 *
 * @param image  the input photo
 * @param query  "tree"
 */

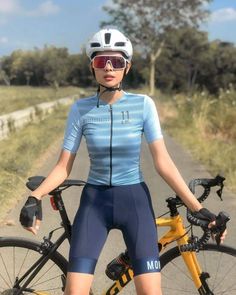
xmin=67 ymin=52 xmax=94 ymax=87
xmin=101 ymin=0 xmax=212 ymax=96
xmin=41 ymin=46 xmax=70 ymax=89
xmin=195 ymin=41 xmax=236 ymax=94
xmin=156 ymin=27 xmax=210 ymax=93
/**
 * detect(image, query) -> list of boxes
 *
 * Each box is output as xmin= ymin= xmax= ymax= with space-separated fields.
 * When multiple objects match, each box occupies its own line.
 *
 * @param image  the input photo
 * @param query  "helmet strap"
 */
xmin=96 ymin=83 xmax=122 ymax=108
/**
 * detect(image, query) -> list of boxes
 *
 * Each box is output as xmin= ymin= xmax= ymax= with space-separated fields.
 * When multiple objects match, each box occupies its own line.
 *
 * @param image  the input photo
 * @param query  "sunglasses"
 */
xmin=92 ymin=55 xmax=127 ymax=70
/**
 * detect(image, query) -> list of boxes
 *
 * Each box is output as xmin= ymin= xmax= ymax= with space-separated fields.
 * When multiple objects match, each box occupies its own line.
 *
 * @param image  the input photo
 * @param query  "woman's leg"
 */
xmin=64 ymin=272 xmax=94 ymax=295
xmin=65 ymin=185 xmax=112 ymax=295
xmin=113 ymin=183 xmax=161 ymax=294
xmin=134 ymin=272 xmax=162 ymax=295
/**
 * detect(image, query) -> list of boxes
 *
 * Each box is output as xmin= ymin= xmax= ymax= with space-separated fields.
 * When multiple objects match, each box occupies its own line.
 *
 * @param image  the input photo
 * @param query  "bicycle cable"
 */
xmin=157 ymin=204 xmax=184 ymax=218
xmin=161 ymin=225 xmax=192 ymax=248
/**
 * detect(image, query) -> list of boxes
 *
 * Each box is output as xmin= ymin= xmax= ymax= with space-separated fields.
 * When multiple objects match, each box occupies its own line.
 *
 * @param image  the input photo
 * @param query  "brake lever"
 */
xmin=216 ymin=185 xmax=224 ymax=200
xmin=213 ymin=211 xmax=230 ymax=246
xmin=215 ymin=175 xmax=225 ymax=201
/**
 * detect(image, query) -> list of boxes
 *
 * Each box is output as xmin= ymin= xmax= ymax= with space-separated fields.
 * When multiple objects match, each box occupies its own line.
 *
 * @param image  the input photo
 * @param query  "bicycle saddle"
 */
xmin=26 ymin=176 xmax=86 ymax=191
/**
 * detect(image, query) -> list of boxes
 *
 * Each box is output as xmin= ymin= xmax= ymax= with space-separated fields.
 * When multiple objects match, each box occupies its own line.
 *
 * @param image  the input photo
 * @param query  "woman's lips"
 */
xmin=104 ymin=75 xmax=115 ymax=81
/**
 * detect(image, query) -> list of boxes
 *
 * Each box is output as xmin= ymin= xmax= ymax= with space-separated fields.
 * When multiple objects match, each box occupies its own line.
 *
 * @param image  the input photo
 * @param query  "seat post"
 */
xmin=52 ymin=190 xmax=72 ymax=243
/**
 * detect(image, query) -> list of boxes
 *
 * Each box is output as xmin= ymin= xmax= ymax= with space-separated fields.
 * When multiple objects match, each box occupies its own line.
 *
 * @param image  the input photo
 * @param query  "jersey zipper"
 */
xmin=109 ymin=104 xmax=113 ymax=186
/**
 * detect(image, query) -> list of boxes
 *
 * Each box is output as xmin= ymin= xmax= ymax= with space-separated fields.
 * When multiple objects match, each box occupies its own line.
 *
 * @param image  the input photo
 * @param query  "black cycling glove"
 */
xmin=19 ymin=196 xmax=42 ymax=227
xmin=193 ymin=208 xmax=216 ymax=223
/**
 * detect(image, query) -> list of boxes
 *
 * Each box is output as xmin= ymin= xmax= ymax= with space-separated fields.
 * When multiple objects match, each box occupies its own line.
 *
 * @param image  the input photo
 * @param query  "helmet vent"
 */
xmin=105 ymin=33 xmax=111 ymax=44
xmin=91 ymin=42 xmax=101 ymax=47
xmin=115 ymin=42 xmax=125 ymax=47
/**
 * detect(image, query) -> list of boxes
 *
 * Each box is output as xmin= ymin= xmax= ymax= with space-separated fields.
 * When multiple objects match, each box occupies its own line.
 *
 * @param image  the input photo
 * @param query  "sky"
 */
xmin=0 ymin=0 xmax=236 ymax=57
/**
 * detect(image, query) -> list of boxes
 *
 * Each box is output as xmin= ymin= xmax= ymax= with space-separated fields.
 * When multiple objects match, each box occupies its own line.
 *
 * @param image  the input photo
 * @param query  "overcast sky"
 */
xmin=0 ymin=0 xmax=236 ymax=57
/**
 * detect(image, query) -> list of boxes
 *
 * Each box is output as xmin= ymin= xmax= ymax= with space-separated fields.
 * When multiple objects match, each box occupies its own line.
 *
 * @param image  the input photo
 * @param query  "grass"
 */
xmin=0 ymin=85 xmax=85 ymax=220
xmin=0 ymin=86 xmax=80 ymax=115
xmin=157 ymin=90 xmax=236 ymax=192
xmin=0 ymin=104 xmax=69 ymax=220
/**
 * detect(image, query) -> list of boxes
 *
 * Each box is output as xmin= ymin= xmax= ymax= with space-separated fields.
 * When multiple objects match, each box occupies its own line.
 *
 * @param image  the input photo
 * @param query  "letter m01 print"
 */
xmin=147 ymin=260 xmax=154 ymax=270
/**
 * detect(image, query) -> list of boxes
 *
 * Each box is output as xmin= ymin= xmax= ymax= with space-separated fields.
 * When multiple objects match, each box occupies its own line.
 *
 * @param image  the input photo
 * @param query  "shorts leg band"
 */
xmin=68 ymin=257 xmax=97 ymax=274
xmin=133 ymin=257 xmax=161 ymax=276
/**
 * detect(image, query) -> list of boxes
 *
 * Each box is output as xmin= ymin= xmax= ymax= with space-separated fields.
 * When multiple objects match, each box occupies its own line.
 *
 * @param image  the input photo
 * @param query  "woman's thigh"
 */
xmin=115 ymin=183 xmax=160 ymax=276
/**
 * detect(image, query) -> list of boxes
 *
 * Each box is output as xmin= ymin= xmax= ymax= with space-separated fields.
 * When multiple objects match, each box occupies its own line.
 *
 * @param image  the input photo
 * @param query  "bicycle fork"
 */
xmin=177 ymin=228 xmax=213 ymax=294
xmin=180 ymin=250 xmax=214 ymax=294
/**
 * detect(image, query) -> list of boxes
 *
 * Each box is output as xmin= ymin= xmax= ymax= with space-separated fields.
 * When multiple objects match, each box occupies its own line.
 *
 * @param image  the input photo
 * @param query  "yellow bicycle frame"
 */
xmin=103 ymin=214 xmax=203 ymax=295
xmin=157 ymin=215 xmax=203 ymax=289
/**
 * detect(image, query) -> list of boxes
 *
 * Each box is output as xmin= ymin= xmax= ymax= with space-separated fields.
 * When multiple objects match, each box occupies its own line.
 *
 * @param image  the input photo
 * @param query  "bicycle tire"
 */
xmin=0 ymin=237 xmax=67 ymax=294
xmin=160 ymin=243 xmax=236 ymax=295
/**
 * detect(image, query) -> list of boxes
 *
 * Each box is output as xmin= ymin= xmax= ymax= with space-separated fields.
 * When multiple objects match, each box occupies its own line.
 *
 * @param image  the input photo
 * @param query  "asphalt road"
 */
xmin=1 ymin=132 xmax=236 ymax=294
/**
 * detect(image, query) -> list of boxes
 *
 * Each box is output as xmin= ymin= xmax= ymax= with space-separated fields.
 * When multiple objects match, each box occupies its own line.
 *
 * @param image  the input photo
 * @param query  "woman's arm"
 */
xmin=148 ymin=138 xmax=202 ymax=212
xmin=31 ymin=149 xmax=76 ymax=200
xmin=20 ymin=149 xmax=76 ymax=234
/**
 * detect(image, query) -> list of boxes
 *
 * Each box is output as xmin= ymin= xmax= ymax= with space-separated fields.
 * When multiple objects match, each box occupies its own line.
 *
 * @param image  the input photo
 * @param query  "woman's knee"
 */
xmin=64 ymin=272 xmax=93 ymax=295
xmin=134 ymin=272 xmax=162 ymax=295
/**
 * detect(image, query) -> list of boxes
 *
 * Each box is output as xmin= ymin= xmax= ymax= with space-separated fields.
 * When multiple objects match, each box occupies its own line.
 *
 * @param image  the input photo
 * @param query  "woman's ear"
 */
xmin=125 ymin=62 xmax=132 ymax=75
xmin=89 ymin=63 xmax=93 ymax=73
xmin=89 ymin=63 xmax=96 ymax=78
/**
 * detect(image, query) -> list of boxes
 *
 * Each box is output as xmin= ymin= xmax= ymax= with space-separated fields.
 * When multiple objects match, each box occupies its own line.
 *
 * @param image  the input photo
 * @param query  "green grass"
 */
xmin=157 ymin=91 xmax=236 ymax=192
xmin=0 ymin=104 xmax=69 ymax=220
xmin=0 ymin=86 xmax=80 ymax=115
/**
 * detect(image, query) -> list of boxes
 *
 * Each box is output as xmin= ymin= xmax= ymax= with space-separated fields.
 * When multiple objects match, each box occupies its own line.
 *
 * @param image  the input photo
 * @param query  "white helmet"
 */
xmin=86 ymin=28 xmax=133 ymax=61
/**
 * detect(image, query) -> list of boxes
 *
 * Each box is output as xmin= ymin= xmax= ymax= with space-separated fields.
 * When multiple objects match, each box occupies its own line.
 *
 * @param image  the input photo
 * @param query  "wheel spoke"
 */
xmin=17 ymin=247 xmax=31 ymax=278
xmin=32 ymin=261 xmax=59 ymax=286
xmin=0 ymin=252 xmax=12 ymax=286
xmin=32 ymin=274 xmax=62 ymax=289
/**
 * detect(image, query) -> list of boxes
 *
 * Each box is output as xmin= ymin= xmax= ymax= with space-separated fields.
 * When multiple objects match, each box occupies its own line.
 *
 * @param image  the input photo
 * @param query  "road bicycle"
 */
xmin=0 ymin=174 xmax=235 ymax=294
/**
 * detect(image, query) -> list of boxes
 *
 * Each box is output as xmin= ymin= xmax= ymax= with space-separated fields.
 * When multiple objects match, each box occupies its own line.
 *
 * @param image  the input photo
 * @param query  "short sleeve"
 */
xmin=62 ymin=103 xmax=82 ymax=154
xmin=143 ymin=96 xmax=163 ymax=143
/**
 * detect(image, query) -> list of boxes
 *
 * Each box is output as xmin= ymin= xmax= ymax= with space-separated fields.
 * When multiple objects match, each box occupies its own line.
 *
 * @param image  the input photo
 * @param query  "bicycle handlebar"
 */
xmin=188 ymin=174 xmax=225 ymax=203
xmin=180 ymin=174 xmax=230 ymax=252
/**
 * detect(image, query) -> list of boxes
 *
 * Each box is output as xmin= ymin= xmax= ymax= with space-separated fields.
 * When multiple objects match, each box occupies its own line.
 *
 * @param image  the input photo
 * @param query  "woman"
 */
xmin=20 ymin=28 xmax=225 ymax=295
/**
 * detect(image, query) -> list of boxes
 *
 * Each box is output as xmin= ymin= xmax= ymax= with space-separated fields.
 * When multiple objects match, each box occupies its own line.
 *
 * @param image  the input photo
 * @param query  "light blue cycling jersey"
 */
xmin=63 ymin=92 xmax=163 ymax=186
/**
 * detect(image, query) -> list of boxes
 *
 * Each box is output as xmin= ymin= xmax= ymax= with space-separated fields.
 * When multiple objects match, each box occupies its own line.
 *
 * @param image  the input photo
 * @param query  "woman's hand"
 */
xmin=19 ymin=196 xmax=42 ymax=235
xmin=194 ymin=208 xmax=228 ymax=244
xmin=208 ymin=221 xmax=227 ymax=244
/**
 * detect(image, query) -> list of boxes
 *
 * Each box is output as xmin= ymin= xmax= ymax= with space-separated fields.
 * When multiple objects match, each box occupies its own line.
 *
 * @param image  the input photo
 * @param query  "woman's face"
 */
xmin=91 ymin=51 xmax=131 ymax=88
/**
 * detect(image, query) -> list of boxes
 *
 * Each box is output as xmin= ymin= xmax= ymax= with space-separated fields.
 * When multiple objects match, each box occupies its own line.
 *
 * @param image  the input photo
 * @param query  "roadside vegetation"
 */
xmin=0 ymin=104 xmax=68 ymax=220
xmin=0 ymin=86 xmax=85 ymax=220
xmin=156 ymin=87 xmax=236 ymax=192
xmin=0 ymin=86 xmax=80 ymax=115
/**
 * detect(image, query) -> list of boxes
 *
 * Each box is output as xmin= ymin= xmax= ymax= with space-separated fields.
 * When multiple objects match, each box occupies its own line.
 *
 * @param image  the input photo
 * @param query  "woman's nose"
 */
xmin=104 ymin=60 xmax=113 ymax=71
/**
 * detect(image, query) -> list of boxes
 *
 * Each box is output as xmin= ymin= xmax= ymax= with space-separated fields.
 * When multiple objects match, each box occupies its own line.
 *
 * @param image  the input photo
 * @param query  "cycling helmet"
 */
xmin=86 ymin=28 xmax=133 ymax=61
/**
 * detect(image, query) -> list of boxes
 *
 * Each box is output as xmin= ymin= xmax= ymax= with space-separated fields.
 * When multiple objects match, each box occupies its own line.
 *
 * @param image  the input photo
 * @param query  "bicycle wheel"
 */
xmin=0 ymin=237 xmax=67 ymax=295
xmin=160 ymin=243 xmax=236 ymax=295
